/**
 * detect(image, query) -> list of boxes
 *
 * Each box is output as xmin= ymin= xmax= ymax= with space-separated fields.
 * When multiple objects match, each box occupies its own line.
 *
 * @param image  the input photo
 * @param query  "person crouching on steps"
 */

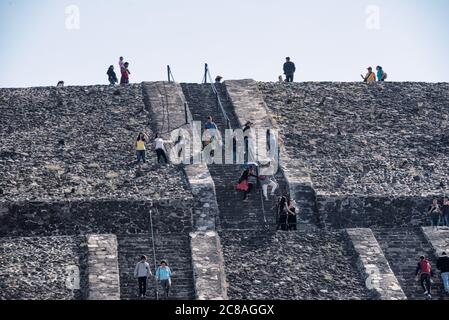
xmin=136 ymin=132 xmax=148 ymax=164
xmin=156 ymin=260 xmax=172 ymax=300
xmin=134 ymin=255 xmax=152 ymax=298
xmin=154 ymin=134 xmax=169 ymax=164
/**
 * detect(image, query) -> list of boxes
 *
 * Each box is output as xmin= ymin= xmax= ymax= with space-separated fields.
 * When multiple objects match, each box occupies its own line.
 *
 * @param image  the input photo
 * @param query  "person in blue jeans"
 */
xmin=441 ymin=198 xmax=449 ymax=227
xmin=156 ymin=260 xmax=172 ymax=299
xmin=437 ymin=252 xmax=449 ymax=295
xmin=428 ymin=199 xmax=442 ymax=230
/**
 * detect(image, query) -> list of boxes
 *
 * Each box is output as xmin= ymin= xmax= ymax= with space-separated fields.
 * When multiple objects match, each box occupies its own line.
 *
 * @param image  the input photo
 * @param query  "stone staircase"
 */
xmin=181 ymin=83 xmax=289 ymax=230
xmin=373 ymin=227 xmax=448 ymax=300
xmin=117 ymin=233 xmax=195 ymax=300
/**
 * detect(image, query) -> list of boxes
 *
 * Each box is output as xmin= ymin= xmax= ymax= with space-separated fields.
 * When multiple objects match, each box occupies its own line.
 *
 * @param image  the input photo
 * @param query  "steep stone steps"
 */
xmin=181 ymin=83 xmax=289 ymax=230
xmin=117 ymin=233 xmax=195 ymax=300
xmin=372 ymin=228 xmax=448 ymax=300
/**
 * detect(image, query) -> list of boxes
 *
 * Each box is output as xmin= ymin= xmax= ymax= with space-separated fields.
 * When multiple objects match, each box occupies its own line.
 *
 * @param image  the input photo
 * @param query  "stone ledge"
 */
xmin=421 ymin=227 xmax=449 ymax=257
xmin=190 ymin=231 xmax=228 ymax=300
xmin=345 ymin=228 xmax=407 ymax=300
xmin=87 ymin=234 xmax=120 ymax=300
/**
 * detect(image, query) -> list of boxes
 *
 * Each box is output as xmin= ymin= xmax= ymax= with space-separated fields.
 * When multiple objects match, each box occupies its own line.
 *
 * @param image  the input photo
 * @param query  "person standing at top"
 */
xmin=436 ymin=252 xmax=449 ymax=295
xmin=134 ymin=255 xmax=152 ymax=298
xmin=107 ymin=65 xmax=118 ymax=85
xmin=119 ymin=56 xmax=125 ymax=71
xmin=376 ymin=66 xmax=387 ymax=81
xmin=156 ymin=260 xmax=172 ymax=300
xmin=361 ymin=67 xmax=376 ymax=83
xmin=441 ymin=197 xmax=449 ymax=227
xmin=120 ymin=62 xmax=131 ymax=85
xmin=136 ymin=132 xmax=148 ymax=164
xmin=415 ymin=256 xmax=434 ymax=299
xmin=283 ymin=57 xmax=296 ymax=83
xmin=428 ymin=199 xmax=442 ymax=230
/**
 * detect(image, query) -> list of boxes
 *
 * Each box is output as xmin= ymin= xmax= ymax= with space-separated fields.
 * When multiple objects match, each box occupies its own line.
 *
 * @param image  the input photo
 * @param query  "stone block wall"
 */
xmin=345 ymin=228 xmax=406 ymax=300
xmin=0 ymin=199 xmax=194 ymax=237
xmin=317 ymin=194 xmax=434 ymax=228
xmin=86 ymin=234 xmax=121 ymax=300
xmin=421 ymin=227 xmax=449 ymax=256
xmin=190 ymin=231 xmax=228 ymax=300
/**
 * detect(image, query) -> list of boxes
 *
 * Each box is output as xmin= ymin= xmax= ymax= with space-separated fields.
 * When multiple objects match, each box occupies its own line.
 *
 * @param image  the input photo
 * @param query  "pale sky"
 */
xmin=0 ymin=0 xmax=448 ymax=88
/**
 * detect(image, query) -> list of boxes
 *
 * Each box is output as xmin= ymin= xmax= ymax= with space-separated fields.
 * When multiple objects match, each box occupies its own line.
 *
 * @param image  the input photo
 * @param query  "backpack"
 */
xmin=420 ymin=259 xmax=432 ymax=274
xmin=382 ymin=72 xmax=388 ymax=81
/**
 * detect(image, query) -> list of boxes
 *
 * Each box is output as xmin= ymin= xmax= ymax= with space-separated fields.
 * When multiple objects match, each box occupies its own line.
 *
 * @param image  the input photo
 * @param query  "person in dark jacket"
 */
xmin=283 ymin=57 xmax=296 ymax=83
xmin=286 ymin=199 xmax=298 ymax=231
xmin=276 ymin=196 xmax=288 ymax=231
xmin=415 ymin=256 xmax=434 ymax=299
xmin=441 ymin=197 xmax=449 ymax=227
xmin=107 ymin=65 xmax=118 ymax=85
xmin=436 ymin=252 xmax=449 ymax=294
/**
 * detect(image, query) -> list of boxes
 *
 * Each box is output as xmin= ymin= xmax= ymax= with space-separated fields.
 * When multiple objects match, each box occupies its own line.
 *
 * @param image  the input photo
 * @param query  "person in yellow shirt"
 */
xmin=361 ymin=67 xmax=376 ymax=83
xmin=136 ymin=132 xmax=148 ymax=164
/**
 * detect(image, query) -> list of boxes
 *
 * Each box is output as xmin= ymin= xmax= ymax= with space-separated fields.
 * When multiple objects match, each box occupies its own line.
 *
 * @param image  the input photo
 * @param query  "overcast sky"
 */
xmin=1 ymin=0 xmax=448 ymax=87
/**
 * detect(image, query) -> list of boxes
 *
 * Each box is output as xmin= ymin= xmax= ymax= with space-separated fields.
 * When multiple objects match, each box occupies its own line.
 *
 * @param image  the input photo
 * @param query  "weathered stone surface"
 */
xmin=87 ymin=234 xmax=120 ymax=300
xmin=345 ymin=228 xmax=406 ymax=300
xmin=0 ymin=236 xmax=88 ymax=300
xmin=0 ymin=84 xmax=191 ymax=202
xmin=421 ymin=227 xmax=449 ymax=256
xmin=190 ymin=231 xmax=228 ymax=300
xmin=0 ymin=199 xmax=194 ymax=237
xmin=259 ymin=82 xmax=449 ymax=227
xmin=220 ymin=230 xmax=373 ymax=300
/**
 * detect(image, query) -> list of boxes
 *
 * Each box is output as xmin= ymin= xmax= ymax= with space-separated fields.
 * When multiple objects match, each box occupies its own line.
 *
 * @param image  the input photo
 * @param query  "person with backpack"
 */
xmin=376 ymin=66 xmax=387 ymax=81
xmin=436 ymin=252 xmax=449 ymax=295
xmin=134 ymin=255 xmax=152 ymax=298
xmin=107 ymin=65 xmax=118 ymax=85
xmin=361 ymin=67 xmax=376 ymax=83
xmin=155 ymin=260 xmax=172 ymax=300
xmin=428 ymin=199 xmax=442 ymax=230
xmin=415 ymin=256 xmax=434 ymax=299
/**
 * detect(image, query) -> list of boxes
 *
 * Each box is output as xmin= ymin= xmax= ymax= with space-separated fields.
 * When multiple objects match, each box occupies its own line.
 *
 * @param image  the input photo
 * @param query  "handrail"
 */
xmin=204 ymin=63 xmax=232 ymax=130
xmin=167 ymin=65 xmax=175 ymax=83
xmin=149 ymin=208 xmax=159 ymax=300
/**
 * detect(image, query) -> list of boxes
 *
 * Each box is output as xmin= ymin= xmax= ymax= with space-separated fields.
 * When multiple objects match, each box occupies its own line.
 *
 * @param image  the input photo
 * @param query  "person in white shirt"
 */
xmin=154 ymin=134 xmax=169 ymax=164
xmin=134 ymin=255 xmax=152 ymax=298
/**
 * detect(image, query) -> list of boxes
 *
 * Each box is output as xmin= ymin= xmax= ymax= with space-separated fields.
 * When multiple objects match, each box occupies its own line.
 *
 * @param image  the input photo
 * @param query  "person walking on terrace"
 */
xmin=376 ymin=66 xmax=387 ymax=82
xmin=154 ymin=134 xmax=169 ymax=164
xmin=283 ymin=57 xmax=296 ymax=83
xmin=136 ymin=132 xmax=148 ymax=164
xmin=437 ymin=252 xmax=449 ymax=295
xmin=156 ymin=260 xmax=172 ymax=300
xmin=441 ymin=197 xmax=449 ymax=227
xmin=428 ymin=199 xmax=442 ymax=230
xmin=134 ymin=255 xmax=152 ymax=298
xmin=107 ymin=65 xmax=118 ymax=85
xmin=361 ymin=67 xmax=376 ymax=83
xmin=415 ymin=256 xmax=434 ymax=299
